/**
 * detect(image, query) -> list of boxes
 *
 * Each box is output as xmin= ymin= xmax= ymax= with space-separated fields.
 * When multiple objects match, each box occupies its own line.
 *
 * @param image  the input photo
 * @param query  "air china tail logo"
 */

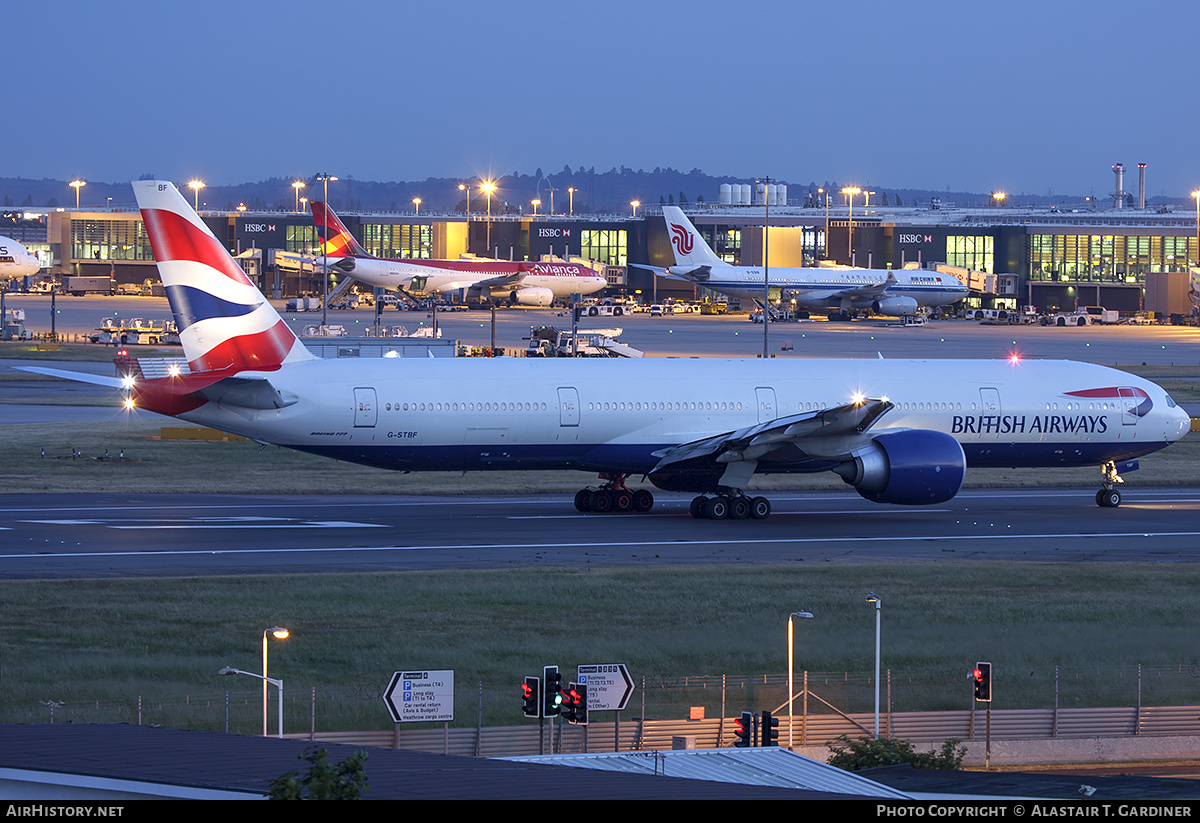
xmin=1065 ymin=386 xmax=1153 ymax=417
xmin=669 ymin=223 xmax=694 ymax=255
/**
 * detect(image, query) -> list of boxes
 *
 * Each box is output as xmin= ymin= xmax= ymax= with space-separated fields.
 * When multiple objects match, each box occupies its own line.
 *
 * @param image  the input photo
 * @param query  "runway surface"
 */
xmin=3 ymin=487 xmax=1200 ymax=579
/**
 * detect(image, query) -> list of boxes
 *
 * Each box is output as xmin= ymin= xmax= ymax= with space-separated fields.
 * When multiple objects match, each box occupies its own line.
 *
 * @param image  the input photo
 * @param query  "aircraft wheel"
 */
xmin=690 ymin=496 xmax=707 ymax=519
xmin=574 ymin=489 xmax=593 ymax=513
xmin=1097 ymin=488 xmax=1122 ymax=508
xmin=613 ymin=490 xmax=634 ymax=512
xmin=632 ymin=489 xmax=654 ymax=513
xmin=730 ymin=497 xmax=751 ymax=520
xmin=591 ymin=489 xmax=613 ymax=513
xmin=704 ymin=497 xmax=729 ymax=520
xmin=750 ymin=497 xmax=772 ymax=520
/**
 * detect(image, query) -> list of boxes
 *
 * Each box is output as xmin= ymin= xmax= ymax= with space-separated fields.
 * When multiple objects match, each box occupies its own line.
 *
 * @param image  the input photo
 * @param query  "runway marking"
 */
xmin=21 ymin=518 xmax=385 ymax=530
xmin=508 ymin=509 xmax=954 ymax=520
xmin=4 ymin=531 xmax=1200 ymax=561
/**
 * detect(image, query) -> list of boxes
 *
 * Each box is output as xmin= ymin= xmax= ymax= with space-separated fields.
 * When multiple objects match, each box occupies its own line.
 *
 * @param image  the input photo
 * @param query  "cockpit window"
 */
xmin=1164 ymin=394 xmax=1177 ymax=408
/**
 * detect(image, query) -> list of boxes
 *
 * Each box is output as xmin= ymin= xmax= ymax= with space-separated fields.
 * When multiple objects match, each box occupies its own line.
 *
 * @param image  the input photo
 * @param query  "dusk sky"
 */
xmin=11 ymin=0 xmax=1200 ymax=198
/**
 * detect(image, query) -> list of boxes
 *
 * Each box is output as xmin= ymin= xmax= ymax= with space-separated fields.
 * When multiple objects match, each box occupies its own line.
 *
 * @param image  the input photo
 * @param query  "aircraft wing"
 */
xmin=470 ymin=273 xmax=526 ymax=290
xmin=824 ymin=272 xmax=897 ymax=300
xmin=629 ymin=263 xmax=711 ymax=283
xmin=648 ymin=398 xmax=893 ymax=490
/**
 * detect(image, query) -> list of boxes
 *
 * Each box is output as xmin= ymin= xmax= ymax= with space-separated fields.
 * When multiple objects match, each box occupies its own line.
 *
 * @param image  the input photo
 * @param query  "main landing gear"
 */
xmin=1096 ymin=460 xmax=1124 ymax=508
xmin=574 ymin=473 xmax=654 ymax=514
xmin=689 ymin=492 xmax=771 ymax=520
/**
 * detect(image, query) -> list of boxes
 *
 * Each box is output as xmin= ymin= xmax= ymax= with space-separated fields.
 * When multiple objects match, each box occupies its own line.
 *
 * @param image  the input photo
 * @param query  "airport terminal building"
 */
xmin=14 ymin=195 xmax=1200 ymax=315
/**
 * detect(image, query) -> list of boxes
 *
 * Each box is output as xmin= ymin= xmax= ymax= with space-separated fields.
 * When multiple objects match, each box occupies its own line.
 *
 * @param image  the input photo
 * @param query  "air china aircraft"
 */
xmin=652 ymin=206 xmax=968 ymax=319
xmin=21 ymin=182 xmax=1191 ymax=520
xmin=0 ymin=235 xmax=41 ymax=278
xmin=297 ymin=201 xmax=607 ymax=306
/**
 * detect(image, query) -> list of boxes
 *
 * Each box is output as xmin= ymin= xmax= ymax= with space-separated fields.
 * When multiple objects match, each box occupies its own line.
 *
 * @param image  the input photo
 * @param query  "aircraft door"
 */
xmin=979 ymin=387 xmax=1001 ymax=414
xmin=1119 ymin=386 xmax=1139 ymax=426
xmin=558 ymin=387 xmax=580 ymax=427
xmin=755 ymin=387 xmax=777 ymax=423
xmin=353 ymin=387 xmax=377 ymax=428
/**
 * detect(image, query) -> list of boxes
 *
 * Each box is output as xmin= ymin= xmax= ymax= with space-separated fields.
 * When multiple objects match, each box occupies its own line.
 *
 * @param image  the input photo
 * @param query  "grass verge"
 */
xmin=3 ymin=563 xmax=1199 ymax=734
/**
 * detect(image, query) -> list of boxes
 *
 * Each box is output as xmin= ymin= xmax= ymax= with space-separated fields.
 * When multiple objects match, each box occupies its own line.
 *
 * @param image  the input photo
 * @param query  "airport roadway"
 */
xmin=3 ymin=487 xmax=1200 ymax=579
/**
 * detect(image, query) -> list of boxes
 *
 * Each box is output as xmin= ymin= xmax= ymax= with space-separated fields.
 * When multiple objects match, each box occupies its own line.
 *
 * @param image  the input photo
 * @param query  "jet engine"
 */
xmin=509 ymin=286 xmax=554 ymax=307
xmin=871 ymin=296 xmax=919 ymax=316
xmin=833 ymin=430 xmax=965 ymax=505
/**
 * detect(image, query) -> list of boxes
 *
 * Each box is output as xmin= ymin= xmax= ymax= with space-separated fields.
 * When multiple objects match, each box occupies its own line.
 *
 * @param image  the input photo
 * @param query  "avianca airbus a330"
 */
xmin=21 ymin=182 xmax=1191 ymax=519
xmin=651 ymin=206 xmax=968 ymax=319
xmin=294 ymin=201 xmax=607 ymax=306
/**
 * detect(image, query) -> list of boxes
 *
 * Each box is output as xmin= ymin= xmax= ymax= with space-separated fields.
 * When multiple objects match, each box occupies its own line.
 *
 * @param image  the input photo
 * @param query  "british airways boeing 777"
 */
xmin=21 ymin=182 xmax=1190 ymax=520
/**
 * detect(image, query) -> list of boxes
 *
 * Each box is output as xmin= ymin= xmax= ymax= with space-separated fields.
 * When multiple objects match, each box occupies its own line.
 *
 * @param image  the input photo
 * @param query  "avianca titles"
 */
xmin=656 ymin=206 xmax=968 ymax=318
xmin=300 ymin=201 xmax=607 ymax=306
xmin=20 ymin=182 xmax=1190 ymax=520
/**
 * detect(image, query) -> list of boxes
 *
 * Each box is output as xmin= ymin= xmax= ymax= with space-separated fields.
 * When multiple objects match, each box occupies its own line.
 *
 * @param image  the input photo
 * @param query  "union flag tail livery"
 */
xmin=310 ymin=201 xmax=371 ymax=258
xmin=133 ymin=181 xmax=313 ymax=374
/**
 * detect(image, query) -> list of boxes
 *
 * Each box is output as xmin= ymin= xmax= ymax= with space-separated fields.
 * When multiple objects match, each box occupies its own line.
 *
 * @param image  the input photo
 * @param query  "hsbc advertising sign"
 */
xmin=529 ymin=221 xmax=583 ymax=257
xmin=235 ymin=217 xmax=295 ymax=251
xmin=898 ymin=233 xmax=934 ymax=245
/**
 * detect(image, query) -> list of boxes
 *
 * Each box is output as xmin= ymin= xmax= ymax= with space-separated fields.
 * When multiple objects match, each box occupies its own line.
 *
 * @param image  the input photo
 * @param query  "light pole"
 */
xmin=1192 ymin=191 xmax=1200 ymax=267
xmin=842 ymin=186 xmax=861 ymax=263
xmin=630 ymin=200 xmax=640 ymax=218
xmin=219 ymin=667 xmax=284 ymax=738
xmin=70 ymin=179 xmax=86 ymax=210
xmin=315 ymin=173 xmax=337 ymax=325
xmin=757 ymin=176 xmax=772 ymax=358
xmin=531 ymin=198 xmax=540 ymax=215
xmin=787 ymin=610 xmax=814 ymax=749
xmin=262 ymin=626 xmax=288 ymax=737
xmin=866 ymin=593 xmax=881 ymax=739
xmin=481 ymin=180 xmax=496 ymax=256
xmin=188 ymin=180 xmax=205 ymax=211
xmin=568 ymin=186 xmax=575 ymax=216
xmin=292 ymin=180 xmax=305 ymax=213
xmin=992 ymin=191 xmax=1006 ymax=208
xmin=459 ymin=183 xmax=471 ymax=220
xmin=412 ymin=197 xmax=421 ymax=215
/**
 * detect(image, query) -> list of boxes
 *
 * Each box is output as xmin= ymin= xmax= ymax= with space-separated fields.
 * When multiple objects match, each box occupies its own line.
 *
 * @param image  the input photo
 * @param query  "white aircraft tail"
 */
xmin=133 ymin=181 xmax=314 ymax=374
xmin=661 ymin=206 xmax=725 ymax=269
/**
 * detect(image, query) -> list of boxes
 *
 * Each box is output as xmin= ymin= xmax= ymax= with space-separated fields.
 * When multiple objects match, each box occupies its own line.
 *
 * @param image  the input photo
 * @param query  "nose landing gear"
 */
xmin=1096 ymin=460 xmax=1124 ymax=508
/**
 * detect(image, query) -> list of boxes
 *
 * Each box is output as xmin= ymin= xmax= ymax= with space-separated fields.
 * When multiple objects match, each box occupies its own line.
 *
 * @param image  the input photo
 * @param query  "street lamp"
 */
xmin=866 ymin=593 xmax=881 ymax=739
xmin=842 ymin=186 xmax=861 ymax=262
xmin=69 ymin=179 xmax=86 ymax=210
xmin=568 ymin=186 xmax=575 ymax=215
xmin=315 ymin=173 xmax=338 ymax=325
xmin=188 ymin=180 xmax=205 ymax=211
xmin=262 ymin=626 xmax=289 ymax=737
xmin=630 ymin=200 xmax=640 ymax=218
xmin=531 ymin=198 xmax=540 ymax=215
xmin=412 ymin=197 xmax=421 ymax=215
xmin=219 ymin=667 xmax=284 ymax=738
xmin=787 ymin=610 xmax=814 ymax=749
xmin=292 ymin=180 xmax=305 ymax=213
xmin=992 ymin=191 xmax=1006 ymax=208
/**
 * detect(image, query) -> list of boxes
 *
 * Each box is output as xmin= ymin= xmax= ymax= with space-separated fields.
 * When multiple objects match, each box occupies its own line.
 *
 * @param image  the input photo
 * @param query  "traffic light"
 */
xmin=760 ymin=710 xmax=779 ymax=747
xmin=575 ymin=683 xmax=588 ymax=726
xmin=734 ymin=711 xmax=753 ymax=748
xmin=973 ymin=661 xmax=993 ymax=702
xmin=522 ymin=676 xmax=540 ymax=718
xmin=543 ymin=666 xmax=562 ymax=717
xmin=562 ymin=683 xmax=588 ymax=725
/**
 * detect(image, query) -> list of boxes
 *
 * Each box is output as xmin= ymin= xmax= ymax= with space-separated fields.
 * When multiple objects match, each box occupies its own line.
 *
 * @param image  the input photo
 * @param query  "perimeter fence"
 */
xmin=10 ymin=663 xmax=1200 ymax=755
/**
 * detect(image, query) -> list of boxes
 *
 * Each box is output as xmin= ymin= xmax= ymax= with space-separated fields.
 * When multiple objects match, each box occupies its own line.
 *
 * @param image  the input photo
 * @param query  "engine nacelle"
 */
xmin=509 ymin=286 xmax=554 ymax=307
xmin=872 ymin=296 xmax=919 ymax=316
xmin=833 ymin=430 xmax=965 ymax=505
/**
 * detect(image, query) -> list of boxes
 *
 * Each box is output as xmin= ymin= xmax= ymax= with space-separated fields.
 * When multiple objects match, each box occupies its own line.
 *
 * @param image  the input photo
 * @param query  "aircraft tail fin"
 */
xmin=133 ymin=181 xmax=314 ymax=374
xmin=310 ymin=201 xmax=372 ymax=258
xmin=661 ymin=206 xmax=725 ymax=269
